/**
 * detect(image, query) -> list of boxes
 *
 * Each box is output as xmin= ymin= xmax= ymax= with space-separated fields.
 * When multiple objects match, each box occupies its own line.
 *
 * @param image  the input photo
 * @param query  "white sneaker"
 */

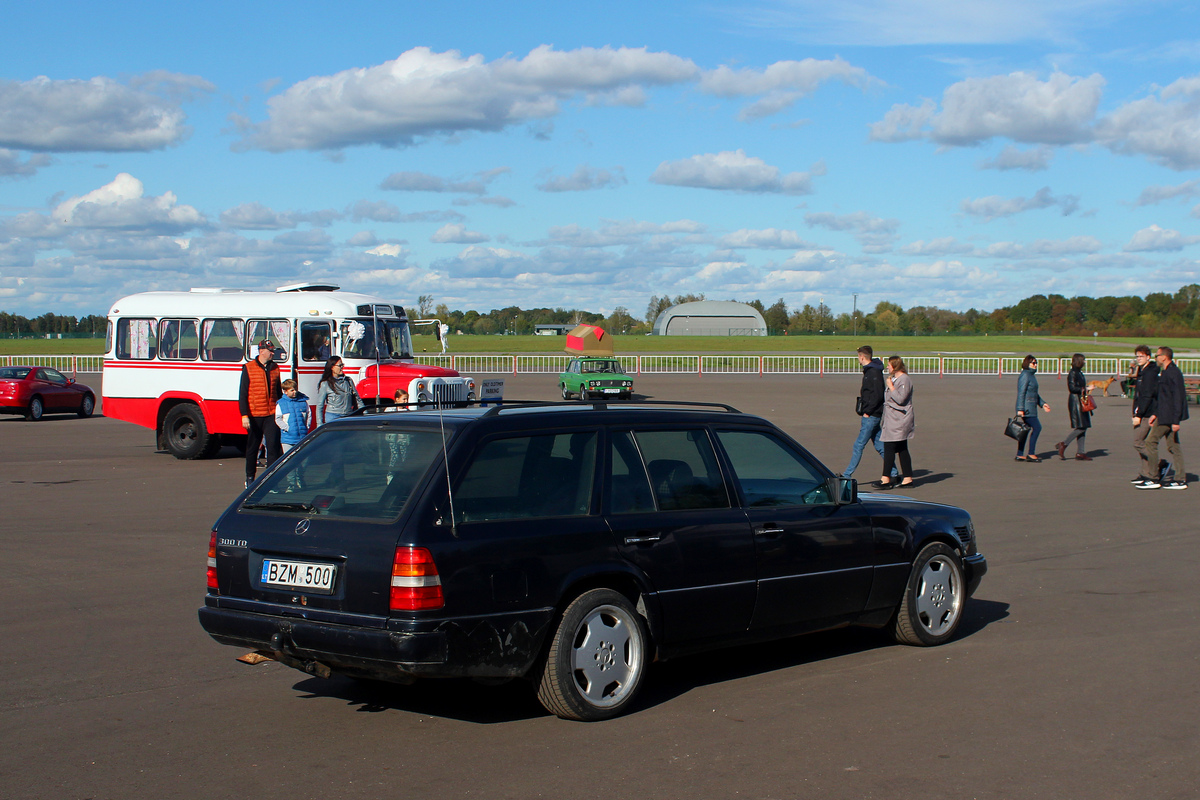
xmin=1161 ymin=480 xmax=1188 ymax=490
xmin=1135 ymin=480 xmax=1161 ymax=490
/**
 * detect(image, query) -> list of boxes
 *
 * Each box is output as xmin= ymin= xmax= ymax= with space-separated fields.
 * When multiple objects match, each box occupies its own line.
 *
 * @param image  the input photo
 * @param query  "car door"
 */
xmin=605 ymin=428 xmax=756 ymax=645
xmin=38 ymin=368 xmax=73 ymax=410
xmin=714 ymin=428 xmax=874 ymax=632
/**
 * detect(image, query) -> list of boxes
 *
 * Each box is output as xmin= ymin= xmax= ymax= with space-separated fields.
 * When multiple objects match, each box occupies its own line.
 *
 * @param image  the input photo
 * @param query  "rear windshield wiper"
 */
xmin=241 ymin=501 xmax=316 ymax=513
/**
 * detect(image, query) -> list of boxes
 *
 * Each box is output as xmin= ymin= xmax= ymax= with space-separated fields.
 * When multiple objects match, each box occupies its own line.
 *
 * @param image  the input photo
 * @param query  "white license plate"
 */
xmin=261 ymin=559 xmax=336 ymax=593
xmin=601 ymin=388 xmax=621 ymax=393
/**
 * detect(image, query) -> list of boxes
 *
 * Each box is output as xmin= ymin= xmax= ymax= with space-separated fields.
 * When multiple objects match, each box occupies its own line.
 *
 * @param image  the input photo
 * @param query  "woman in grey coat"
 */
xmin=878 ymin=355 xmax=915 ymax=489
xmin=315 ymin=356 xmax=362 ymax=425
xmin=1015 ymin=354 xmax=1051 ymax=461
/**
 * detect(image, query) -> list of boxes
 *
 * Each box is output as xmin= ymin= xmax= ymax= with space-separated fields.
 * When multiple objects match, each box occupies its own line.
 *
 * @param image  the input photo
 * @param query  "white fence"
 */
xmin=6 ymin=353 xmax=1200 ymax=378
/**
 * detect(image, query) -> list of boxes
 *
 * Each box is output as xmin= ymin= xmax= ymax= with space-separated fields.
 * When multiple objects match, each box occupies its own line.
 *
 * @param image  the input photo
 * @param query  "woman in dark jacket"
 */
xmin=1015 ymin=355 xmax=1051 ymax=461
xmin=1056 ymin=353 xmax=1093 ymax=460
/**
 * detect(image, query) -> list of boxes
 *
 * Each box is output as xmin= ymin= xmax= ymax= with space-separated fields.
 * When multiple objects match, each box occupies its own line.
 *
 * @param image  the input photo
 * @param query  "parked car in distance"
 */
xmin=199 ymin=401 xmax=987 ymax=721
xmin=0 ymin=366 xmax=96 ymax=420
xmin=559 ymin=357 xmax=633 ymax=400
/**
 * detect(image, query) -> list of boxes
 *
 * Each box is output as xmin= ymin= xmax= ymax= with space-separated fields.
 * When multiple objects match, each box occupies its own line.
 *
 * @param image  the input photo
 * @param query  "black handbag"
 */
xmin=855 ymin=396 xmax=864 ymax=415
xmin=1005 ymin=416 xmax=1031 ymax=441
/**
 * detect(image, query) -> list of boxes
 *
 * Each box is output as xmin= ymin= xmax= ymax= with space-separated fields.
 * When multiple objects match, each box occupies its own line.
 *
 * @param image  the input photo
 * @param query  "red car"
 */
xmin=0 ymin=366 xmax=96 ymax=420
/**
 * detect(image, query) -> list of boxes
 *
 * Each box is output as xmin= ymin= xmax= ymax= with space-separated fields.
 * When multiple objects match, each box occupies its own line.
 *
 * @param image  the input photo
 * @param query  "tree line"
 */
xmin=6 ymin=284 xmax=1199 ymax=339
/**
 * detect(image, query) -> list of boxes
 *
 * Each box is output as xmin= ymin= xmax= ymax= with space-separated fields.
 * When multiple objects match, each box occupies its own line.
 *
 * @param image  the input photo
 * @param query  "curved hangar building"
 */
xmin=652 ymin=300 xmax=768 ymax=336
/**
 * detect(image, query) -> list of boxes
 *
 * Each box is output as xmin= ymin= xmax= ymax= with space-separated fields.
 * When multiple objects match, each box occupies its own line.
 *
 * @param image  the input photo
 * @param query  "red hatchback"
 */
xmin=0 ymin=366 xmax=96 ymax=420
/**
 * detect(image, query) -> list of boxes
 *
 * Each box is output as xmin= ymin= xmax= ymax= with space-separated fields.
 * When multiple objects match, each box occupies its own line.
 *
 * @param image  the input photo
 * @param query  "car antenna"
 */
xmin=435 ymin=392 xmax=458 ymax=538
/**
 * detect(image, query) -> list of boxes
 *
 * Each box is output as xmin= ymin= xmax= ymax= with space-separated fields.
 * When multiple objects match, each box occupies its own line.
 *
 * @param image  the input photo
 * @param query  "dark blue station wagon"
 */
xmin=199 ymin=401 xmax=987 ymax=721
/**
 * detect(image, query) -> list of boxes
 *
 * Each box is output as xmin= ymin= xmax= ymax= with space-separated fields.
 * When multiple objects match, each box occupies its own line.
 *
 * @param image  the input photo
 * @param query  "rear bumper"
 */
xmin=963 ymin=553 xmax=988 ymax=597
xmin=198 ymin=601 xmax=555 ymax=681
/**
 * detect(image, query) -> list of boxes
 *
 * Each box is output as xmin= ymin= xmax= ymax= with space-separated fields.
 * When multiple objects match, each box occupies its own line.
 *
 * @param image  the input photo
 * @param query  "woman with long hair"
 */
xmin=1056 ymin=353 xmax=1093 ymax=460
xmin=315 ymin=356 xmax=362 ymax=425
xmin=1015 ymin=354 xmax=1051 ymax=461
xmin=878 ymin=355 xmax=915 ymax=489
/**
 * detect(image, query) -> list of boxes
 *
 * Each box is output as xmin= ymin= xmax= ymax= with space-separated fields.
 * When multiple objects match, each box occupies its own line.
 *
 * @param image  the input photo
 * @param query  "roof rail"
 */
xmin=478 ymin=399 xmax=741 ymax=416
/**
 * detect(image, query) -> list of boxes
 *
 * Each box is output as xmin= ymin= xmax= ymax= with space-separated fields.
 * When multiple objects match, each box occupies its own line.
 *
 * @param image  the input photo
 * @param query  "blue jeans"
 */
xmin=844 ymin=415 xmax=895 ymax=477
xmin=1017 ymin=415 xmax=1042 ymax=456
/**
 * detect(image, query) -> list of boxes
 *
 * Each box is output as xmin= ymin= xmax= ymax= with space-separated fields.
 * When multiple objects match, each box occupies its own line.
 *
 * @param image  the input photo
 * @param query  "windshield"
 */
xmin=243 ymin=427 xmax=443 ymax=520
xmin=581 ymin=360 xmax=624 ymax=374
xmin=341 ymin=318 xmax=413 ymax=360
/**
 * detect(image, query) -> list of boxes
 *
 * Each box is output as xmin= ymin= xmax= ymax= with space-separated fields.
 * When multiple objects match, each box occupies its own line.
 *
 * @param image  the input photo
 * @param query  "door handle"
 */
xmin=623 ymin=533 xmax=662 ymax=545
xmin=755 ymin=525 xmax=785 ymax=537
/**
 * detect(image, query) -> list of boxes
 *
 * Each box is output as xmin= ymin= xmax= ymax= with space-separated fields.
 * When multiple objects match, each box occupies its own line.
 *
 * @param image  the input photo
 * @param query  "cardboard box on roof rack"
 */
xmin=565 ymin=324 xmax=613 ymax=356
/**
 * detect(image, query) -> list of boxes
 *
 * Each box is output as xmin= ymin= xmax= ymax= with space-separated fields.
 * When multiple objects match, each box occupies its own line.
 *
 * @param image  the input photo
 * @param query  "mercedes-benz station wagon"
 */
xmin=199 ymin=401 xmax=987 ymax=721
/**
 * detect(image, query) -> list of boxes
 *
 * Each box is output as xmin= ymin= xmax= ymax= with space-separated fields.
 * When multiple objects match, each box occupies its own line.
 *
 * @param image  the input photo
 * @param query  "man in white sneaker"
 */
xmin=1129 ymin=345 xmax=1159 ymax=487
xmin=1137 ymin=346 xmax=1188 ymax=490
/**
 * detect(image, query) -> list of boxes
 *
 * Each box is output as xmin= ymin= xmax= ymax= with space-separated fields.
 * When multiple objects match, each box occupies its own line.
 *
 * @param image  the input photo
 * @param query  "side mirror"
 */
xmin=827 ymin=476 xmax=858 ymax=505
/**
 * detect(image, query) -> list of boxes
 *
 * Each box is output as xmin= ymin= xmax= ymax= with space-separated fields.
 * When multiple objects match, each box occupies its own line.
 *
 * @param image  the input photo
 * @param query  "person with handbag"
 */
xmin=878 ymin=355 xmax=915 ymax=489
xmin=1056 ymin=353 xmax=1093 ymax=460
xmin=842 ymin=345 xmax=896 ymax=480
xmin=1015 ymin=355 xmax=1051 ymax=461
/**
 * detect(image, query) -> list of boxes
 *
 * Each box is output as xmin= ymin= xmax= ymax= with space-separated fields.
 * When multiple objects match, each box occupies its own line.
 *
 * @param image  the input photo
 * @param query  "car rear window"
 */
xmin=243 ymin=428 xmax=443 ymax=520
xmin=454 ymin=431 xmax=597 ymax=523
xmin=0 ymin=367 xmax=31 ymax=379
xmin=632 ymin=429 xmax=729 ymax=511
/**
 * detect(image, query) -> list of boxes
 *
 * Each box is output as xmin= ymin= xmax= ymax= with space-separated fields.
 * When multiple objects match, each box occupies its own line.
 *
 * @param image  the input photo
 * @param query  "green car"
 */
xmin=559 ymin=357 xmax=633 ymax=400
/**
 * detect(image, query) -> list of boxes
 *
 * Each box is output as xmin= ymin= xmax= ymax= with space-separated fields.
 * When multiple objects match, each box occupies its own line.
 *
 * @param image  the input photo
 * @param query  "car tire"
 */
xmin=162 ymin=403 xmax=219 ymax=460
xmin=561 ymin=384 xmax=571 ymax=400
xmin=78 ymin=394 xmax=95 ymax=418
xmin=892 ymin=542 xmax=965 ymax=646
xmin=536 ymin=588 xmax=649 ymax=721
xmin=26 ymin=396 xmax=44 ymax=421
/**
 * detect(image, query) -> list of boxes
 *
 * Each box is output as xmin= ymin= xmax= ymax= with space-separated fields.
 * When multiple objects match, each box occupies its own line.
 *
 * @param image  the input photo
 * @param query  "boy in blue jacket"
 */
xmin=275 ymin=379 xmax=310 ymax=452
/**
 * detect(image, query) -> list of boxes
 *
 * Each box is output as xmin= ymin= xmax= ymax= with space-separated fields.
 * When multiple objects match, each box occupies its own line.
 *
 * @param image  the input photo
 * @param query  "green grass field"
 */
xmin=3 ymin=333 xmax=1197 ymax=357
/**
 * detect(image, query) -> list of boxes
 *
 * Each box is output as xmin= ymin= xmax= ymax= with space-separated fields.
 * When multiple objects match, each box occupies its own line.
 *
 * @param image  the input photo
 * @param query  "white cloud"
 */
xmin=1123 ymin=224 xmax=1200 ymax=252
xmin=899 ymin=237 xmax=976 ymax=256
xmin=870 ymin=71 xmax=1103 ymax=146
xmin=0 ymin=149 xmax=53 ymax=179
xmin=347 ymin=200 xmax=465 ymax=224
xmin=380 ymin=167 xmax=509 ymax=194
xmin=536 ymin=165 xmax=627 ymax=192
xmin=980 ymin=236 xmax=1103 ymax=258
xmin=219 ymin=202 xmax=340 ymax=230
xmin=431 ymin=223 xmax=489 ymax=244
xmin=718 ymin=228 xmax=816 ymax=249
xmin=980 ymin=144 xmax=1054 ymax=171
xmin=243 ymin=45 xmax=699 ymax=151
xmin=366 ymin=243 xmax=406 ymax=257
xmin=804 ymin=211 xmax=900 ymax=251
xmin=699 ymin=57 xmax=879 ymax=120
xmin=732 ymin=0 xmax=1135 ymax=47
xmin=960 ymin=187 xmax=1080 ymax=220
xmin=1133 ymin=179 xmax=1200 ymax=206
xmin=650 ymin=151 xmax=823 ymax=194
xmin=0 ymin=73 xmax=211 ymax=152
xmin=1096 ymin=76 xmax=1200 ymax=170
xmin=434 ymin=245 xmax=533 ymax=278
xmin=53 ymin=173 xmax=206 ymax=233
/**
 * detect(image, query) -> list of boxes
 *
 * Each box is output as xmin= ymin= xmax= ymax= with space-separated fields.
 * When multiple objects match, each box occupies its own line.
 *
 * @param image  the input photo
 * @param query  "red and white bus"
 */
xmin=102 ymin=283 xmax=475 ymax=459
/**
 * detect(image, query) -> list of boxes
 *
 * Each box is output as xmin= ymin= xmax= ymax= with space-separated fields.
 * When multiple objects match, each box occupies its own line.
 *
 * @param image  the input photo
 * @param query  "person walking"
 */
xmin=275 ymin=378 xmax=310 ymax=453
xmin=1015 ymin=355 xmax=1051 ymax=461
xmin=1129 ymin=345 xmax=1160 ymax=485
xmin=1055 ymin=353 xmax=1093 ymax=460
xmin=878 ymin=355 xmax=915 ymax=489
xmin=239 ymin=339 xmax=283 ymax=488
xmin=315 ymin=356 xmax=362 ymax=425
xmin=1138 ymin=346 xmax=1188 ymax=490
xmin=842 ymin=345 xmax=896 ymax=480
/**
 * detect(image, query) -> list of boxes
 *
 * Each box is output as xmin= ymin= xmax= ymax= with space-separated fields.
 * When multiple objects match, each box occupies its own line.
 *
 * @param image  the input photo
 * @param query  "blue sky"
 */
xmin=3 ymin=0 xmax=1200 ymax=318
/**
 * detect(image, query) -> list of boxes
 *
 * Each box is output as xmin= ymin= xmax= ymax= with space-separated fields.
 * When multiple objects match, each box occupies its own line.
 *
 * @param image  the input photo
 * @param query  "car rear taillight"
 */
xmin=390 ymin=547 xmax=444 ymax=611
xmin=207 ymin=531 xmax=218 ymax=592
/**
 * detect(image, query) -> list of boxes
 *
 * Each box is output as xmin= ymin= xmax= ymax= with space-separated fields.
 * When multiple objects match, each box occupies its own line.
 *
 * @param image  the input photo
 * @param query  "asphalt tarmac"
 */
xmin=1 ymin=371 xmax=1196 ymax=800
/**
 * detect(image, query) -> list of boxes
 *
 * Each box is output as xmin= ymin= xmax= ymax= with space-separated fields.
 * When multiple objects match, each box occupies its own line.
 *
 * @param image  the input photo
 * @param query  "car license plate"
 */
xmin=602 ymin=388 xmax=620 ymax=393
xmin=260 ymin=559 xmax=336 ymax=593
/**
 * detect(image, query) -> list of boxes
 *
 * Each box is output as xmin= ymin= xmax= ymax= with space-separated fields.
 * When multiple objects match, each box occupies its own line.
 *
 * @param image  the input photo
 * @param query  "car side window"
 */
xmin=632 ymin=429 xmax=729 ymax=511
xmin=454 ymin=431 xmax=598 ymax=523
xmin=716 ymin=429 xmax=831 ymax=506
xmin=607 ymin=431 xmax=656 ymax=514
xmin=42 ymin=368 xmax=68 ymax=385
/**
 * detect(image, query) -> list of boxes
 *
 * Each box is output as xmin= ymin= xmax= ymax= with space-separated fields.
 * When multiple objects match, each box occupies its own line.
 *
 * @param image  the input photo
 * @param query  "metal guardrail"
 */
xmin=9 ymin=353 xmax=1200 ymax=378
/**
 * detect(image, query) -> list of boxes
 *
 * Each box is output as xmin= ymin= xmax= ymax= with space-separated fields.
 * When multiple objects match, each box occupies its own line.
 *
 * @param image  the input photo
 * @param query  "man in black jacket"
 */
xmin=842 ymin=345 xmax=895 ymax=479
xmin=1129 ymin=345 xmax=1160 ymax=485
xmin=1138 ymin=346 xmax=1188 ymax=490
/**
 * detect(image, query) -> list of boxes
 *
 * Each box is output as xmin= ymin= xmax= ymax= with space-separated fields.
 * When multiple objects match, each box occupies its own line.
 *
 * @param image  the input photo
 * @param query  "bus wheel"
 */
xmin=162 ymin=404 xmax=216 ymax=460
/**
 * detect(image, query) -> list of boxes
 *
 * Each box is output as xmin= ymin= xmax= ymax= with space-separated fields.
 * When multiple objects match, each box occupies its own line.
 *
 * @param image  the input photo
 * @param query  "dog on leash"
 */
xmin=1086 ymin=375 xmax=1118 ymax=397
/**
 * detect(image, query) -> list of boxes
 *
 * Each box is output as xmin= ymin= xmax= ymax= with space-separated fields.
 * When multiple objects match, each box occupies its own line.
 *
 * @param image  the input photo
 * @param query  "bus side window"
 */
xmin=202 ymin=318 xmax=245 ymax=362
xmin=246 ymin=319 xmax=290 ymax=360
xmin=116 ymin=318 xmax=157 ymax=360
xmin=301 ymin=321 xmax=332 ymax=362
xmin=159 ymin=319 xmax=199 ymax=360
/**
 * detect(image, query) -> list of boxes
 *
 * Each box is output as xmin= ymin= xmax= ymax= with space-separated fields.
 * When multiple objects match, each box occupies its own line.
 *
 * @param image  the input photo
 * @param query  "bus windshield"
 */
xmin=341 ymin=318 xmax=414 ymax=360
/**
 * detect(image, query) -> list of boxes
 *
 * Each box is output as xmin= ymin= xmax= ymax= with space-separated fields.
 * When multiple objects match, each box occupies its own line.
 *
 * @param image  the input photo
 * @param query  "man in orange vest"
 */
xmin=240 ymin=339 xmax=283 ymax=488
